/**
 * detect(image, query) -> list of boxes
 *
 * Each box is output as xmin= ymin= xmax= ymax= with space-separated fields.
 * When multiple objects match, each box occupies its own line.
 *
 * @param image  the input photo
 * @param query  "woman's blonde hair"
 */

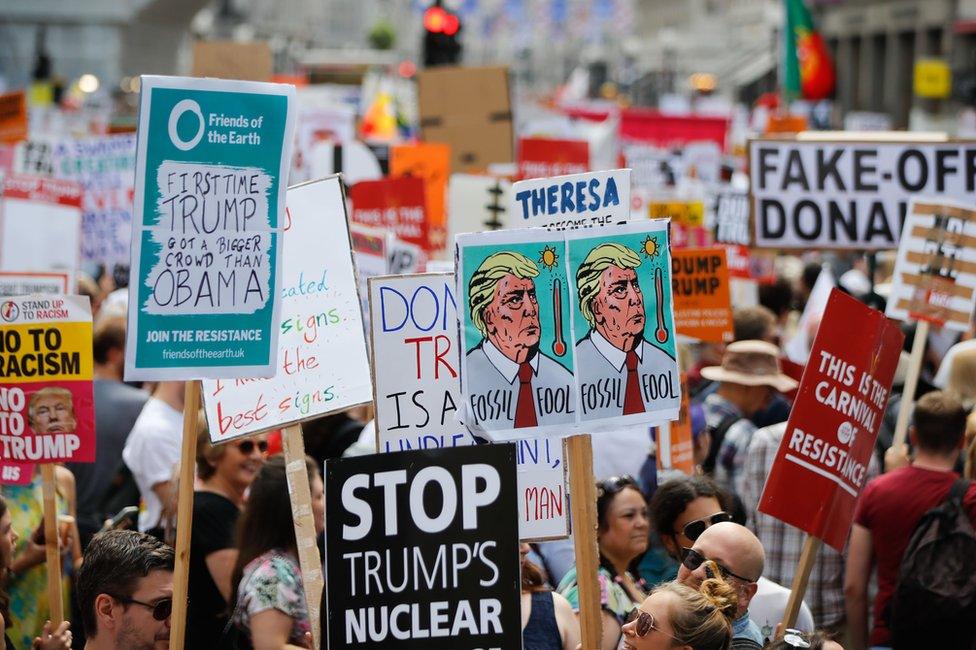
xmin=946 ymin=347 xmax=976 ymax=409
xmin=195 ymin=410 xmax=226 ymax=480
xmin=964 ymin=411 xmax=976 ymax=480
xmin=655 ymin=561 xmax=737 ymax=650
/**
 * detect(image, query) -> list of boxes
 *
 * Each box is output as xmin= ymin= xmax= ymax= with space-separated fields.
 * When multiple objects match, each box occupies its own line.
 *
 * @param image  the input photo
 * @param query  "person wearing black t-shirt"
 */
xmin=186 ymin=422 xmax=268 ymax=648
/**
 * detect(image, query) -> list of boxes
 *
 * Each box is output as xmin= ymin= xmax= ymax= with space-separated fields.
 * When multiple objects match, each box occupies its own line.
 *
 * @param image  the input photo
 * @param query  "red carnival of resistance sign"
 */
xmin=758 ymin=288 xmax=903 ymax=551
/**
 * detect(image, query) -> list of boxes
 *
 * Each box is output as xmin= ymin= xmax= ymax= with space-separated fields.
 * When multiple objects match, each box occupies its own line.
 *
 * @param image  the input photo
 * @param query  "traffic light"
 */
xmin=423 ymin=1 xmax=461 ymax=67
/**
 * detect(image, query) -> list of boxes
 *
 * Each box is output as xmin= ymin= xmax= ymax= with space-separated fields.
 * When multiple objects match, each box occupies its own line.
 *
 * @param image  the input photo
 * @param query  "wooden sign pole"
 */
xmin=778 ymin=535 xmax=822 ymax=634
xmin=40 ymin=463 xmax=64 ymax=626
xmin=567 ymin=434 xmax=601 ymax=650
xmin=891 ymin=320 xmax=929 ymax=448
xmin=169 ymin=380 xmax=201 ymax=650
xmin=282 ymin=424 xmax=324 ymax=650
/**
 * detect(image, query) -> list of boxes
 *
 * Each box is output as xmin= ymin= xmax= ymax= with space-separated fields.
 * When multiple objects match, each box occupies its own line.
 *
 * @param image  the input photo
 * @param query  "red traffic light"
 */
xmin=443 ymin=12 xmax=459 ymax=36
xmin=424 ymin=6 xmax=448 ymax=33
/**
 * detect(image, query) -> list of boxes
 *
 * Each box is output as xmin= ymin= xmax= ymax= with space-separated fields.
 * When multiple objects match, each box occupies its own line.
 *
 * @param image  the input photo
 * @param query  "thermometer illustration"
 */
xmin=654 ymin=267 xmax=670 ymax=344
xmin=552 ymin=278 xmax=567 ymax=356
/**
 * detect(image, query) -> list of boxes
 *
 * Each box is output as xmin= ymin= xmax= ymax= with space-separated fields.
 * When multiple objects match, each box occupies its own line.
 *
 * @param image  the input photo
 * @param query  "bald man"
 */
xmin=677 ymin=522 xmax=765 ymax=648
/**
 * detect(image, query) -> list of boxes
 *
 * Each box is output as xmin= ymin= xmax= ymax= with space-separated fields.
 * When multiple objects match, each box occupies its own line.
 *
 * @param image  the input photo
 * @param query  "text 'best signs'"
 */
xmin=202 ymin=177 xmax=371 ymax=442
xmin=125 ymin=75 xmax=296 ymax=380
xmin=886 ymin=198 xmax=976 ymax=331
xmin=670 ymin=247 xmax=733 ymax=343
xmin=749 ymin=139 xmax=976 ymax=249
xmin=0 ymin=295 xmax=94 ymax=463
xmin=457 ymin=220 xmax=680 ymax=440
xmin=368 ymin=273 xmax=569 ymax=541
xmin=759 ymin=289 xmax=903 ymax=551
xmin=510 ymin=169 xmax=631 ymax=230
xmin=324 ymin=445 xmax=521 ymax=650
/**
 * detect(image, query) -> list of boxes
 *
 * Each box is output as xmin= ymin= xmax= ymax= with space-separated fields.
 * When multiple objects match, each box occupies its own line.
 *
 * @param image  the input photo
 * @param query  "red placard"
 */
xmin=2 ymin=174 xmax=83 ymax=207
xmin=349 ymin=177 xmax=430 ymax=254
xmin=0 ymin=460 xmax=33 ymax=485
xmin=560 ymin=107 xmax=729 ymax=152
xmin=517 ymin=137 xmax=589 ymax=179
xmin=758 ymin=289 xmax=903 ymax=551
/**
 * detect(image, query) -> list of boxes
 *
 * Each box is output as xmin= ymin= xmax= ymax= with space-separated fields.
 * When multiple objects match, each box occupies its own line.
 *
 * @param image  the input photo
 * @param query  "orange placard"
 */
xmin=656 ymin=375 xmax=694 ymax=474
xmin=670 ymin=246 xmax=734 ymax=343
xmin=0 ymin=91 xmax=28 ymax=144
xmin=390 ymin=142 xmax=450 ymax=251
xmin=765 ymin=114 xmax=807 ymax=134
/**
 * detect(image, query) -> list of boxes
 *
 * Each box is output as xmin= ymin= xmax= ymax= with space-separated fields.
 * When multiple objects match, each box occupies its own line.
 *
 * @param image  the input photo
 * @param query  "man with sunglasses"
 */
xmin=77 ymin=529 xmax=175 ymax=650
xmin=677 ymin=521 xmax=765 ymax=649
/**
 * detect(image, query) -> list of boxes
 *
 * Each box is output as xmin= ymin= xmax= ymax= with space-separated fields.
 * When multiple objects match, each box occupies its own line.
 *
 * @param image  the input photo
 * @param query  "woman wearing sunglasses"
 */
xmin=621 ymin=561 xmax=737 ymax=650
xmin=186 ymin=419 xmax=268 ymax=649
xmin=230 ymin=456 xmax=325 ymax=649
xmin=643 ymin=477 xmax=731 ymax=585
xmin=558 ymin=476 xmax=649 ymax=650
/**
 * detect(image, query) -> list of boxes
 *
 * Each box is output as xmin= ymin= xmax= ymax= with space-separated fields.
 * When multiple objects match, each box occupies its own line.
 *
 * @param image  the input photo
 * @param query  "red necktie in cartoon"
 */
xmin=623 ymin=349 xmax=644 ymax=415
xmin=514 ymin=361 xmax=538 ymax=428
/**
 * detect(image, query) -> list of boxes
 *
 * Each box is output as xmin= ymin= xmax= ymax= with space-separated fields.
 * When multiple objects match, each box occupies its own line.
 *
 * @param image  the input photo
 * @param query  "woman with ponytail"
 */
xmin=620 ymin=561 xmax=736 ymax=650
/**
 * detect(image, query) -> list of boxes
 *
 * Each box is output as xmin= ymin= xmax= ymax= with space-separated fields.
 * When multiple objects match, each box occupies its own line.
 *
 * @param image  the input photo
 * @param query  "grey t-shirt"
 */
xmin=66 ymin=378 xmax=148 ymax=544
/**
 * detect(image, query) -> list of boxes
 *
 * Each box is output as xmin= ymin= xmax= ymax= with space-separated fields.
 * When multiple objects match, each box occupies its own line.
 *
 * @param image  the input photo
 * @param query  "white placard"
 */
xmin=749 ymin=139 xmax=976 ymax=249
xmin=510 ymin=168 xmax=631 ymax=230
xmin=446 ymin=173 xmax=512 ymax=243
xmin=0 ymin=173 xmax=82 ymax=278
xmin=201 ymin=177 xmax=372 ymax=442
xmin=368 ymin=272 xmax=569 ymax=541
xmin=886 ymin=197 xmax=976 ymax=331
xmin=0 ymin=271 xmax=70 ymax=296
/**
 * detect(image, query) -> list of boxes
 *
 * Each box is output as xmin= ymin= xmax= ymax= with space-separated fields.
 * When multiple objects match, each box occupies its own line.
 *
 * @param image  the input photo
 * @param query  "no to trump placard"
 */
xmin=749 ymin=139 xmax=976 ymax=249
xmin=670 ymin=247 xmax=733 ymax=343
xmin=759 ymin=289 xmax=903 ymax=551
xmin=202 ymin=177 xmax=371 ymax=442
xmin=324 ymin=444 xmax=521 ymax=650
xmin=125 ymin=75 xmax=296 ymax=380
xmin=886 ymin=198 xmax=976 ymax=331
xmin=510 ymin=169 xmax=631 ymax=230
xmin=0 ymin=295 xmax=94 ymax=463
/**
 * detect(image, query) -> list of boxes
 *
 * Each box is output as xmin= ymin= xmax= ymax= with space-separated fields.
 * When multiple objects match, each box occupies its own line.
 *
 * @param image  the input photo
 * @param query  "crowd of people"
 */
xmin=2 ymin=257 xmax=975 ymax=650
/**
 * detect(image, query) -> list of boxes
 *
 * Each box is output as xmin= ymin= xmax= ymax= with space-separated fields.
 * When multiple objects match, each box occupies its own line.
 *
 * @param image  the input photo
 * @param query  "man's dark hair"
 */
xmin=92 ymin=316 xmax=126 ymax=365
xmin=801 ymin=262 xmax=822 ymax=294
xmin=649 ymin=476 xmax=730 ymax=542
xmin=759 ymin=278 xmax=793 ymax=318
xmin=732 ymin=306 xmax=776 ymax=342
xmin=76 ymin=530 xmax=175 ymax=637
xmin=913 ymin=391 xmax=969 ymax=455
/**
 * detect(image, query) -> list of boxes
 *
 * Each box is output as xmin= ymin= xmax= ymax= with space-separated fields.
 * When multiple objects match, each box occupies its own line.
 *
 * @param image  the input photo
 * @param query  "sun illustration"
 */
xmin=539 ymin=245 xmax=559 ymax=270
xmin=641 ymin=235 xmax=661 ymax=260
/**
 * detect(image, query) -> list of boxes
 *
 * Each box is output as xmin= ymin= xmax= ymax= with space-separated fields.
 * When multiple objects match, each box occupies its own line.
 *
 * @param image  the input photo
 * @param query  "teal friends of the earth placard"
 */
xmin=457 ymin=228 xmax=577 ymax=438
xmin=566 ymin=220 xmax=680 ymax=424
xmin=125 ymin=76 xmax=296 ymax=381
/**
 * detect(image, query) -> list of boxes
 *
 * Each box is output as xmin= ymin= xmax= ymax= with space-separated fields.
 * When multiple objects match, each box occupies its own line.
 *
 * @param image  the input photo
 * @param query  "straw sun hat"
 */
xmin=700 ymin=340 xmax=799 ymax=393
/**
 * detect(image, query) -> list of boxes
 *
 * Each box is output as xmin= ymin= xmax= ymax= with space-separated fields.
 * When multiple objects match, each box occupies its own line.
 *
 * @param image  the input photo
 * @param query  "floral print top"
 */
xmin=232 ymin=550 xmax=310 ymax=645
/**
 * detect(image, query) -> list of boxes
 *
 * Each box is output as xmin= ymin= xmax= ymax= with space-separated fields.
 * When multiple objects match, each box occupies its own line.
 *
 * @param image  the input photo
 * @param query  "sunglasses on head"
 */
xmin=236 ymin=439 xmax=268 ymax=454
xmin=625 ymin=608 xmax=683 ymax=643
xmin=678 ymin=511 xmax=732 ymax=542
xmin=596 ymin=475 xmax=639 ymax=498
xmin=681 ymin=547 xmax=755 ymax=583
xmin=111 ymin=595 xmax=172 ymax=621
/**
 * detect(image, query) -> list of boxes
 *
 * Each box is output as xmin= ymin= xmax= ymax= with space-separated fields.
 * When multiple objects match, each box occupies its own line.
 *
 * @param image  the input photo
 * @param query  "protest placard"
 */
xmin=201 ymin=176 xmax=371 ymax=441
xmin=0 ymin=294 xmax=94 ymax=463
xmin=670 ymin=247 xmax=733 ymax=343
xmin=50 ymin=134 xmax=137 ymax=265
xmin=191 ymin=40 xmax=273 ymax=82
xmin=369 ymin=273 xmax=568 ymax=541
xmin=886 ymin=198 xmax=976 ymax=331
xmin=417 ymin=66 xmax=513 ymax=172
xmin=759 ymin=288 xmax=903 ymax=551
xmin=447 ymin=174 xmax=512 ymax=241
xmin=323 ymin=444 xmax=521 ymax=650
xmin=0 ymin=460 xmax=32 ymax=485
xmin=510 ymin=169 xmax=631 ymax=230
xmin=517 ymin=137 xmax=589 ymax=179
xmin=390 ymin=142 xmax=450 ymax=251
xmin=0 ymin=271 xmax=69 ymax=296
xmin=655 ymin=375 xmax=694 ymax=475
xmin=713 ymin=190 xmax=752 ymax=246
xmin=748 ymin=138 xmax=976 ymax=249
xmin=124 ymin=75 xmax=295 ymax=381
xmin=0 ymin=174 xmax=82 ymax=278
xmin=0 ymin=91 xmax=27 ymax=144
xmin=350 ymin=177 xmax=430 ymax=255
xmin=456 ymin=219 xmax=679 ymax=440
